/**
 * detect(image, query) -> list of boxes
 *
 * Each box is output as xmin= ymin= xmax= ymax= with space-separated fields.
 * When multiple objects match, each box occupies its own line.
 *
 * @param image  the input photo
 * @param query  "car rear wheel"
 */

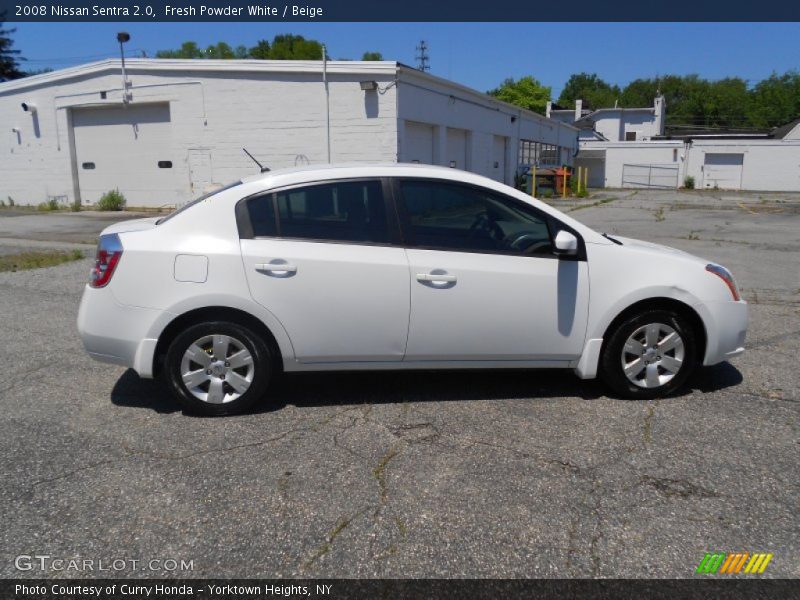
xmin=600 ymin=309 xmax=697 ymax=399
xmin=164 ymin=321 xmax=271 ymax=415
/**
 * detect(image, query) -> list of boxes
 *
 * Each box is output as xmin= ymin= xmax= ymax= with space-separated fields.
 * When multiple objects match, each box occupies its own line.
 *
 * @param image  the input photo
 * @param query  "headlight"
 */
xmin=705 ymin=264 xmax=741 ymax=301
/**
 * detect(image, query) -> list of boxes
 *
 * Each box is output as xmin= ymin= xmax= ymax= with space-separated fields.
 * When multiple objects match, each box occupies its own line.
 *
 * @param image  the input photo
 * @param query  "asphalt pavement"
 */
xmin=0 ymin=191 xmax=797 ymax=578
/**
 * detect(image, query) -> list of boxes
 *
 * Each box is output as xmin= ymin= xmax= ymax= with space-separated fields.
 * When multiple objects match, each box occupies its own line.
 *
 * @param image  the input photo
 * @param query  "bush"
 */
xmin=37 ymin=197 xmax=60 ymax=211
xmin=97 ymin=189 xmax=126 ymax=211
xmin=683 ymin=176 xmax=695 ymax=190
xmin=7 ymin=196 xmax=14 ymax=207
xmin=542 ymin=188 xmax=554 ymax=199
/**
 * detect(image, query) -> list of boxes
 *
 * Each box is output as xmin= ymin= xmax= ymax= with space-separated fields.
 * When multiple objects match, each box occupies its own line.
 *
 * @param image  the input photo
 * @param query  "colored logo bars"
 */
xmin=696 ymin=552 xmax=773 ymax=574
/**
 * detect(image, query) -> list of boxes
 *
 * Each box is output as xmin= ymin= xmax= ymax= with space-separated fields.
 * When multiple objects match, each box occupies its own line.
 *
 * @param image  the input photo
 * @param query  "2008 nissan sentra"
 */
xmin=77 ymin=164 xmax=747 ymax=415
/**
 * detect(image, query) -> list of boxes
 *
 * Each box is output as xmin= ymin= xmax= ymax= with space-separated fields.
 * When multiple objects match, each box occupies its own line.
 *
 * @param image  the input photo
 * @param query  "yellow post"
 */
xmin=584 ymin=167 xmax=589 ymax=193
xmin=577 ymin=166 xmax=583 ymax=194
xmin=562 ymin=167 xmax=567 ymax=199
xmin=531 ymin=164 xmax=536 ymax=197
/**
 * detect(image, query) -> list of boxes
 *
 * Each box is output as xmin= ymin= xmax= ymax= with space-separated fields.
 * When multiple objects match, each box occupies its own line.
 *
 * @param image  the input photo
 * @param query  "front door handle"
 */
xmin=255 ymin=261 xmax=297 ymax=277
xmin=416 ymin=271 xmax=457 ymax=286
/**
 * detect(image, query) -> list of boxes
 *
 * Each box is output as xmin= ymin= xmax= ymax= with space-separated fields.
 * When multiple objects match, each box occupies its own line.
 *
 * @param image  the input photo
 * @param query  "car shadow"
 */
xmin=110 ymin=361 xmax=744 ymax=416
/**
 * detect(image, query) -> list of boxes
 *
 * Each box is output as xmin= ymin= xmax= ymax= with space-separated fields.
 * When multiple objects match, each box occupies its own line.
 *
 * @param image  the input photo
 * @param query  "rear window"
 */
xmin=237 ymin=180 xmax=389 ymax=244
xmin=157 ymin=181 xmax=242 ymax=225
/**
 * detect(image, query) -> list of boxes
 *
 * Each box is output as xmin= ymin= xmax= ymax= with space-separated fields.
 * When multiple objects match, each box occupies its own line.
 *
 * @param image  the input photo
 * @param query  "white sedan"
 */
xmin=77 ymin=164 xmax=747 ymax=415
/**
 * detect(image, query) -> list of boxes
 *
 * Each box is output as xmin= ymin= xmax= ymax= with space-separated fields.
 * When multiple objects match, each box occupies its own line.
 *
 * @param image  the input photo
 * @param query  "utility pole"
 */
xmin=415 ymin=40 xmax=430 ymax=72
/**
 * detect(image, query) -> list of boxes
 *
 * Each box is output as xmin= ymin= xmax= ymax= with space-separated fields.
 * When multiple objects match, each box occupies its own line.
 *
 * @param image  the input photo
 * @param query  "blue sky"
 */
xmin=11 ymin=22 xmax=800 ymax=98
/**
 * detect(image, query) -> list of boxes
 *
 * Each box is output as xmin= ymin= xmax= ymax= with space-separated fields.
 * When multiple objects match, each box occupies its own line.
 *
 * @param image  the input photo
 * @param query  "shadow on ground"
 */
xmin=110 ymin=361 xmax=744 ymax=416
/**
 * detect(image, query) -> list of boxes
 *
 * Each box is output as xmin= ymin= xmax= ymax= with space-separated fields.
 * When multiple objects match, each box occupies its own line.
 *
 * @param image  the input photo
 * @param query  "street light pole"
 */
xmin=117 ymin=32 xmax=132 ymax=104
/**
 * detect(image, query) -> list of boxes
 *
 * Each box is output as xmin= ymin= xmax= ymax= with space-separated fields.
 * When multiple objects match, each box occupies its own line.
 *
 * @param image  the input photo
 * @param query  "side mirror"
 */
xmin=554 ymin=230 xmax=578 ymax=256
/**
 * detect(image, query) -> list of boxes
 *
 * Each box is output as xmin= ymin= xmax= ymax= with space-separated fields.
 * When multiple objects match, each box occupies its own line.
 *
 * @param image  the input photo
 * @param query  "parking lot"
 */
xmin=1 ymin=190 xmax=798 ymax=578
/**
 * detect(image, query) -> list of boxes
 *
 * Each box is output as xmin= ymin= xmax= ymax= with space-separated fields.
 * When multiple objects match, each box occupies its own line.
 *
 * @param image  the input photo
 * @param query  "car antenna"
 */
xmin=243 ymin=147 xmax=270 ymax=172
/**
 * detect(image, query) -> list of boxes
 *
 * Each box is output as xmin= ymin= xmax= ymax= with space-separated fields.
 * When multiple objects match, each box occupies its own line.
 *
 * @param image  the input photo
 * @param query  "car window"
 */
xmin=399 ymin=180 xmax=552 ymax=255
xmin=275 ymin=180 xmax=389 ymax=244
xmin=243 ymin=194 xmax=277 ymax=238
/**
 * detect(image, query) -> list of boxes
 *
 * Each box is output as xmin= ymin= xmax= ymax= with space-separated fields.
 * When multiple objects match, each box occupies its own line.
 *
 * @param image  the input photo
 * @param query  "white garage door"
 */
xmin=703 ymin=153 xmax=744 ymax=190
xmin=446 ymin=127 xmax=468 ymax=170
xmin=492 ymin=135 xmax=507 ymax=183
xmin=72 ymin=103 xmax=179 ymax=206
xmin=403 ymin=121 xmax=434 ymax=164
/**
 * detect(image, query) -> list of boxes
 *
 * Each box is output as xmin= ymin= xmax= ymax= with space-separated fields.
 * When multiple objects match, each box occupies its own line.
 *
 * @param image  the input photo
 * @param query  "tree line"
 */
xmin=489 ymin=71 xmax=800 ymax=130
xmin=153 ymin=34 xmax=382 ymax=62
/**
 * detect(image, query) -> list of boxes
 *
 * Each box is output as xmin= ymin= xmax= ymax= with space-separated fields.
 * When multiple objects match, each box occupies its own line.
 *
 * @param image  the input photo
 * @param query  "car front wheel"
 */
xmin=164 ymin=321 xmax=271 ymax=415
xmin=600 ymin=309 xmax=697 ymax=399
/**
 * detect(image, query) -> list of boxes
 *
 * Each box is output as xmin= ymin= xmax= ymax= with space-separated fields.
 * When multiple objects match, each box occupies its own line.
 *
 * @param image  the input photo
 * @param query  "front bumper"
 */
xmin=77 ymin=285 xmax=165 ymax=378
xmin=698 ymin=299 xmax=748 ymax=366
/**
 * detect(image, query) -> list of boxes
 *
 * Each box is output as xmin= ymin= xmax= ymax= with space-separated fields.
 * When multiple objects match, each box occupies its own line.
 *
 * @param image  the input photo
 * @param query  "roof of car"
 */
xmin=240 ymin=162 xmax=474 ymax=184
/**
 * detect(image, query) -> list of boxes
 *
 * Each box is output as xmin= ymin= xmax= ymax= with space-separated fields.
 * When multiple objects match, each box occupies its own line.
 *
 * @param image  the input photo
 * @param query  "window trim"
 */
xmin=236 ymin=177 xmax=400 ymax=248
xmin=390 ymin=177 xmax=586 ymax=261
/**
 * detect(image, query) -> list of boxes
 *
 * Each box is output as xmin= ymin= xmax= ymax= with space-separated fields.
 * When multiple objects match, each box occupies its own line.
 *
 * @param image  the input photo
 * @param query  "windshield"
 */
xmin=157 ymin=181 xmax=243 ymax=225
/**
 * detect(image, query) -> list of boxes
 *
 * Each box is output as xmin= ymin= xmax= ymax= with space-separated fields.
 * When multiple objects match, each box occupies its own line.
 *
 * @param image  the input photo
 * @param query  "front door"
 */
xmin=240 ymin=179 xmax=410 ymax=363
xmin=397 ymin=179 xmax=589 ymax=362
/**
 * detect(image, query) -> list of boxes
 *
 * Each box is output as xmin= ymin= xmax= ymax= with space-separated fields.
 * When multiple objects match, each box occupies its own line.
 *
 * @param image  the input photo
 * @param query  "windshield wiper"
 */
xmin=602 ymin=232 xmax=623 ymax=245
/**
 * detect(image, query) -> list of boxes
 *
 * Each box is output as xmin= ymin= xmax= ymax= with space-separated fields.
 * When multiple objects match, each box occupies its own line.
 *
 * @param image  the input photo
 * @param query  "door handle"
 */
xmin=416 ymin=272 xmax=457 ymax=285
xmin=255 ymin=262 xmax=297 ymax=276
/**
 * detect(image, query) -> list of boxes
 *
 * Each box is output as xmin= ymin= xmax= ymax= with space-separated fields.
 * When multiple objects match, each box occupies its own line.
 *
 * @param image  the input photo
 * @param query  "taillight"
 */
xmin=90 ymin=234 xmax=123 ymax=288
xmin=705 ymin=263 xmax=741 ymax=301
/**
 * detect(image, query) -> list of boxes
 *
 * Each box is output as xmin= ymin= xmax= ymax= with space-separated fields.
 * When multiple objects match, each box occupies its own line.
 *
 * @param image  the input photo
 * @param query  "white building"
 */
xmin=0 ymin=59 xmax=578 ymax=207
xmin=558 ymin=95 xmax=800 ymax=192
xmin=547 ymin=96 xmax=665 ymax=142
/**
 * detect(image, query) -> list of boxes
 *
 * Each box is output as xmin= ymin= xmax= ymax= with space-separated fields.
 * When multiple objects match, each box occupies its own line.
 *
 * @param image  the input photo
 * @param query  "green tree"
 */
xmin=747 ymin=71 xmax=800 ymax=128
xmin=248 ymin=40 xmax=271 ymax=59
xmin=267 ymin=34 xmax=323 ymax=60
xmin=488 ymin=76 xmax=551 ymax=114
xmin=558 ymin=72 xmax=620 ymax=109
xmin=204 ymin=42 xmax=235 ymax=59
xmin=0 ymin=16 xmax=24 ymax=81
xmin=155 ymin=41 xmax=204 ymax=59
xmin=361 ymin=51 xmax=383 ymax=61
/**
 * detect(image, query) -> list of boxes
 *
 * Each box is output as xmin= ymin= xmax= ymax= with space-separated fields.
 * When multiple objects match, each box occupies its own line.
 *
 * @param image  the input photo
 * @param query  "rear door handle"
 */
xmin=416 ymin=272 xmax=457 ymax=285
xmin=255 ymin=262 xmax=297 ymax=276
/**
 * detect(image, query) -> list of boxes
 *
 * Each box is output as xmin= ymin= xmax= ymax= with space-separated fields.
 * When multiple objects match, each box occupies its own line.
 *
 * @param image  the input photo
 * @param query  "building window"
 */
xmin=158 ymin=161 xmax=173 ymax=168
xmin=518 ymin=140 xmax=561 ymax=166
xmin=625 ymin=131 xmax=638 ymax=141
xmin=81 ymin=162 xmax=95 ymax=170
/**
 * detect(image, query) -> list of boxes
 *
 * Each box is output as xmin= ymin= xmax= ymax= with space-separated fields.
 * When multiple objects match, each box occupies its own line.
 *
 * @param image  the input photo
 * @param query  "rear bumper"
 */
xmin=698 ymin=299 xmax=748 ymax=366
xmin=77 ymin=285 xmax=164 ymax=378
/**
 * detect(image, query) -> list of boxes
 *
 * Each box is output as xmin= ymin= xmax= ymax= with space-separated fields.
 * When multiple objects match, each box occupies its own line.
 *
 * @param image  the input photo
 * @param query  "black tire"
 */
xmin=164 ymin=321 xmax=272 ymax=416
xmin=599 ymin=308 xmax=697 ymax=400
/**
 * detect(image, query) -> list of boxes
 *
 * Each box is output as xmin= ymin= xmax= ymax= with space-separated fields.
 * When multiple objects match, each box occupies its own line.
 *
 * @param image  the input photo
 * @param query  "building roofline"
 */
xmin=396 ymin=63 xmax=578 ymax=132
xmin=0 ymin=58 xmax=400 ymax=93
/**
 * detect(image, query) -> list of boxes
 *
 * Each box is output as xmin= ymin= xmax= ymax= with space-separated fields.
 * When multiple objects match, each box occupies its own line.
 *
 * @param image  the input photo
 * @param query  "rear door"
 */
xmin=396 ymin=178 xmax=589 ymax=362
xmin=239 ymin=179 xmax=410 ymax=364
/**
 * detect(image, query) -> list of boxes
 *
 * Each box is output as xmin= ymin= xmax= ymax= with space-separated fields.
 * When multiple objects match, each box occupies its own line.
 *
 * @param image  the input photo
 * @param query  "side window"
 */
xmin=275 ymin=180 xmax=388 ymax=244
xmin=244 ymin=194 xmax=277 ymax=238
xmin=399 ymin=180 xmax=552 ymax=255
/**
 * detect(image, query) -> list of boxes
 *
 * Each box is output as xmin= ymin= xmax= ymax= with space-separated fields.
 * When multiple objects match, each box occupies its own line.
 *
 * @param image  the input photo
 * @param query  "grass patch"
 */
xmin=0 ymin=249 xmax=84 ymax=273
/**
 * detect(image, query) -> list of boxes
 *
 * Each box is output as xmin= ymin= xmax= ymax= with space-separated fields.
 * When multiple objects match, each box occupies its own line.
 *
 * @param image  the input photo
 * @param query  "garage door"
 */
xmin=446 ymin=127 xmax=468 ymax=170
xmin=492 ymin=135 xmax=507 ymax=183
xmin=72 ymin=103 xmax=179 ymax=206
xmin=703 ymin=153 xmax=744 ymax=190
xmin=621 ymin=163 xmax=679 ymax=189
xmin=403 ymin=121 xmax=434 ymax=164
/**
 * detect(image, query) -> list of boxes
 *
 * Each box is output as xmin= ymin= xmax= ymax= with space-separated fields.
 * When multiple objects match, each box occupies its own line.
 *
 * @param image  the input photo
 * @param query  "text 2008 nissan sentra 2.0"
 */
xmin=77 ymin=164 xmax=747 ymax=415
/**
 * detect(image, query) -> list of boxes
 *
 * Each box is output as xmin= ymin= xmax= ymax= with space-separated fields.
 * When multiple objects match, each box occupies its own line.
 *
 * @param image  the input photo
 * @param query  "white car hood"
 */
xmin=613 ymin=236 xmax=708 ymax=265
xmin=100 ymin=217 xmax=160 ymax=236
